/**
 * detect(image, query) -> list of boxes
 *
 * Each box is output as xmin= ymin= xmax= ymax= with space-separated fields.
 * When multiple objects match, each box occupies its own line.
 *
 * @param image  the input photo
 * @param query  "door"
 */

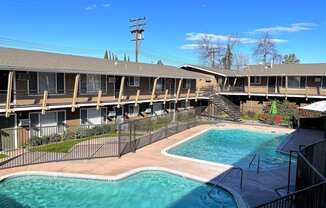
xmin=0 ymin=115 xmax=16 ymax=151
xmin=268 ymin=77 xmax=276 ymax=93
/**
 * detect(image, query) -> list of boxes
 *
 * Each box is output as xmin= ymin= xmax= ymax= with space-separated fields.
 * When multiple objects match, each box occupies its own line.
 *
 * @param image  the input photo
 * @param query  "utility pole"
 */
xmin=129 ymin=17 xmax=145 ymax=63
xmin=208 ymin=47 xmax=218 ymax=68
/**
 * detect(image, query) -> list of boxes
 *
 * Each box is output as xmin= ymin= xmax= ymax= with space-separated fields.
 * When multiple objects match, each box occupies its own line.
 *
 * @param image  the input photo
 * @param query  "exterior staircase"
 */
xmin=210 ymin=95 xmax=241 ymax=121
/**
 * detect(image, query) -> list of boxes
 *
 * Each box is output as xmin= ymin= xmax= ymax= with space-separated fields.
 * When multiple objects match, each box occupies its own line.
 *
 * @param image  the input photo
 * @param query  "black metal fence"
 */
xmin=0 ymin=107 xmax=210 ymax=169
xmin=256 ymin=141 xmax=326 ymax=208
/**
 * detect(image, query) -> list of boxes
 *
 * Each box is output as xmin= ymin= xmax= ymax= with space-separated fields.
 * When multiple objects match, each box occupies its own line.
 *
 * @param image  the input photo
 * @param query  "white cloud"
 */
xmin=85 ymin=4 xmax=97 ymax=11
xmin=181 ymin=32 xmax=288 ymax=50
xmin=102 ymin=3 xmax=111 ymax=7
xmin=180 ymin=43 xmax=226 ymax=50
xmin=85 ymin=3 xmax=111 ymax=11
xmin=185 ymin=33 xmax=258 ymax=44
xmin=251 ymin=22 xmax=318 ymax=33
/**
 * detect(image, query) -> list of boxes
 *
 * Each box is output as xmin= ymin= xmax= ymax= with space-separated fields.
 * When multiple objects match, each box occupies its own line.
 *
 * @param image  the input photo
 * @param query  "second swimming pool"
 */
xmin=167 ymin=128 xmax=291 ymax=169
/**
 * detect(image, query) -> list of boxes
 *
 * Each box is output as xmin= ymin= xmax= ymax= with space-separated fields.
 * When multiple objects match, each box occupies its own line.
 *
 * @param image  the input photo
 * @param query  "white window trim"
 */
xmin=128 ymin=76 xmax=140 ymax=87
xmin=29 ymin=110 xmax=67 ymax=128
xmin=27 ymin=72 xmax=66 ymax=96
xmin=287 ymin=76 xmax=306 ymax=89
xmin=79 ymin=107 xmax=108 ymax=125
xmin=80 ymin=74 xmax=107 ymax=95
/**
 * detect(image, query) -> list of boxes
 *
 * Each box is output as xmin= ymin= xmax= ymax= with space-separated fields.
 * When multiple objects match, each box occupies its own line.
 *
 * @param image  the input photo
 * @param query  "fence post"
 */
xmin=129 ymin=121 xmax=132 ymax=153
xmin=118 ymin=123 xmax=121 ymax=158
xmin=149 ymin=119 xmax=152 ymax=144
xmin=133 ymin=121 xmax=136 ymax=152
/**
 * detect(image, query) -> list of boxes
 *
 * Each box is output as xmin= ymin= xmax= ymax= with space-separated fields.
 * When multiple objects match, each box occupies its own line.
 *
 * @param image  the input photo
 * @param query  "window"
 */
xmin=321 ymin=77 xmax=326 ymax=89
xmin=29 ymin=111 xmax=66 ymax=137
xmin=250 ymin=77 xmax=261 ymax=85
xmin=80 ymin=74 xmax=107 ymax=94
xmin=80 ymin=108 xmax=107 ymax=125
xmin=182 ymin=79 xmax=192 ymax=89
xmin=128 ymin=77 xmax=140 ymax=87
xmin=156 ymin=78 xmax=164 ymax=91
xmin=39 ymin=72 xmax=56 ymax=94
xmin=28 ymin=72 xmax=65 ymax=95
xmin=288 ymin=76 xmax=306 ymax=88
xmin=128 ymin=105 xmax=139 ymax=116
xmin=148 ymin=78 xmax=164 ymax=92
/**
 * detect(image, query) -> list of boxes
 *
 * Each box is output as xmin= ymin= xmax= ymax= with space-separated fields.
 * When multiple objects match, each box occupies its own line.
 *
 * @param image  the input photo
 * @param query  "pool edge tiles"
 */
xmin=0 ymin=167 xmax=249 ymax=208
xmin=162 ymin=127 xmax=290 ymax=170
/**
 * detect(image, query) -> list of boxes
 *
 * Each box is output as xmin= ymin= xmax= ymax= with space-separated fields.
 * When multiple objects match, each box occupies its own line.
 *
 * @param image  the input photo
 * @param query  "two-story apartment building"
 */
xmin=0 ymin=47 xmax=210 ymax=145
xmin=182 ymin=64 xmax=326 ymax=112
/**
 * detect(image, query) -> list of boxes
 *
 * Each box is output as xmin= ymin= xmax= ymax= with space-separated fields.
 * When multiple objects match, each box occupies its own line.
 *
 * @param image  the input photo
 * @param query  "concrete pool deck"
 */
xmin=0 ymin=123 xmax=320 ymax=207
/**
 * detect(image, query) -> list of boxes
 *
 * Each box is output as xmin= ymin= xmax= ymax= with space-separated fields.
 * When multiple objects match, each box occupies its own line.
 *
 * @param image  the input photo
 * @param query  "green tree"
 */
xmin=157 ymin=60 xmax=164 ymax=65
xmin=282 ymin=54 xmax=300 ymax=64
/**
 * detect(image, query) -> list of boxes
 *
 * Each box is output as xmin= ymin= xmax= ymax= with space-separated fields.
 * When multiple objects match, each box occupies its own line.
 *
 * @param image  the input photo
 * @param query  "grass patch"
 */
xmin=0 ymin=153 xmax=8 ymax=159
xmin=30 ymin=132 xmax=120 ymax=153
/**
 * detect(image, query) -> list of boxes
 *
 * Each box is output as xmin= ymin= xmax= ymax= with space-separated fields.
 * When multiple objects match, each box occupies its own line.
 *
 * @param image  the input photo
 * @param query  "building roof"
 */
xmin=0 ymin=47 xmax=211 ymax=80
xmin=182 ymin=64 xmax=326 ymax=77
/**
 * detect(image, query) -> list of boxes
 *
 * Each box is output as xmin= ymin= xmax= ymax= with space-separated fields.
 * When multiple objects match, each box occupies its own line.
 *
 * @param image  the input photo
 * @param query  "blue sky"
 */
xmin=0 ymin=0 xmax=325 ymax=66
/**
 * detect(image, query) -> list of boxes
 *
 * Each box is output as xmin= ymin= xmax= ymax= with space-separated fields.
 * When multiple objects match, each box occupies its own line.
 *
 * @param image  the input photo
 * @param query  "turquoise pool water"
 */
xmin=0 ymin=171 xmax=237 ymax=208
xmin=168 ymin=129 xmax=291 ymax=169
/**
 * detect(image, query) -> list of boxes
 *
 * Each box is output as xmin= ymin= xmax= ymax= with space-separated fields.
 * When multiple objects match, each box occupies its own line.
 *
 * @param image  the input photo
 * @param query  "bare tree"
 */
xmin=253 ymin=32 xmax=278 ymax=65
xmin=222 ymin=36 xmax=239 ymax=70
xmin=234 ymin=53 xmax=249 ymax=70
xmin=197 ymin=35 xmax=225 ymax=68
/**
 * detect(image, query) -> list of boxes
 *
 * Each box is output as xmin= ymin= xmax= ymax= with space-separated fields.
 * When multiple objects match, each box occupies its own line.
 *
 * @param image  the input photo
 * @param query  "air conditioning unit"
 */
xmin=144 ymin=108 xmax=152 ymax=114
xmin=315 ymin=77 xmax=321 ymax=82
xmin=19 ymin=119 xmax=30 ymax=127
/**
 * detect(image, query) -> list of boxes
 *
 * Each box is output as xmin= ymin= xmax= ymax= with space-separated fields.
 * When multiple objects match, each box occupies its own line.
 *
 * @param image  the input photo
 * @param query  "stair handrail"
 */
xmin=248 ymin=153 xmax=261 ymax=174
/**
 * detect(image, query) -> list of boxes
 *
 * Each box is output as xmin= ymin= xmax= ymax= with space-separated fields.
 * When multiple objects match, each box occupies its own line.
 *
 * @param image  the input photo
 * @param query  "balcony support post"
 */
xmin=71 ymin=74 xmax=80 ymax=112
xmin=134 ymin=89 xmax=140 ymax=107
xmin=163 ymin=89 xmax=168 ymax=105
xmin=233 ymin=78 xmax=237 ymax=86
xmin=247 ymin=76 xmax=251 ymax=98
xmin=195 ymin=88 xmax=199 ymax=102
xmin=285 ymin=76 xmax=288 ymax=100
xmin=117 ymin=76 xmax=125 ymax=108
xmin=305 ymin=76 xmax=308 ymax=101
xmin=150 ymin=77 xmax=159 ymax=105
xmin=5 ymin=71 xmax=14 ymax=118
xmin=175 ymin=78 xmax=183 ymax=103
xmin=96 ymin=90 xmax=102 ymax=110
xmin=275 ymin=77 xmax=278 ymax=93
xmin=41 ymin=90 xmax=48 ymax=115
xmin=266 ymin=76 xmax=269 ymax=99
xmin=186 ymin=88 xmax=190 ymax=103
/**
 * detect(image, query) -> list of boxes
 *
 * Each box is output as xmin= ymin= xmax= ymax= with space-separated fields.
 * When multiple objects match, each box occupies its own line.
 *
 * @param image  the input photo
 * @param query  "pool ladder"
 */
xmin=248 ymin=153 xmax=261 ymax=175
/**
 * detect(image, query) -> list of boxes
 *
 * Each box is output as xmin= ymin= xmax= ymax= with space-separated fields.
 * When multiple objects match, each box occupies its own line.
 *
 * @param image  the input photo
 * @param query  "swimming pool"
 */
xmin=0 ymin=170 xmax=238 ymax=208
xmin=167 ymin=128 xmax=291 ymax=169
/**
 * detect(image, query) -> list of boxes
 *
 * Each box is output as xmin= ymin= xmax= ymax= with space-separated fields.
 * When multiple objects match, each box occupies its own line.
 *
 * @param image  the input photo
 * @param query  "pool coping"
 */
xmin=0 ymin=166 xmax=248 ymax=208
xmin=162 ymin=126 xmax=292 ymax=172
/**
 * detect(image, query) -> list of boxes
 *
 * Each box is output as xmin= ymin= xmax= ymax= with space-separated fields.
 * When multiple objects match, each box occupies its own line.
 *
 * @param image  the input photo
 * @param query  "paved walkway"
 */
xmin=0 ymin=123 xmax=319 ymax=207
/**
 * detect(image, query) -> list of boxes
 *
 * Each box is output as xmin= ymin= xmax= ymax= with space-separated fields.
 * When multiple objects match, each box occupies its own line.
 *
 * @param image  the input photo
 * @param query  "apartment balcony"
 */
xmin=0 ymin=87 xmax=197 ymax=113
xmin=218 ymin=85 xmax=326 ymax=99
